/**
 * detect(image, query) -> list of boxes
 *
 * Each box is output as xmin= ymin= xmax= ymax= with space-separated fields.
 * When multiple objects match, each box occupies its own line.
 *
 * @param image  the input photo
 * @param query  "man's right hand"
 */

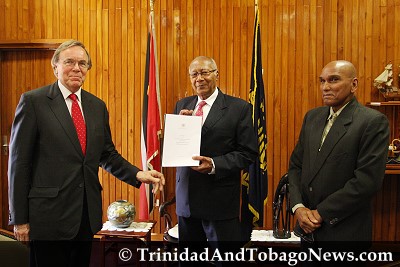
xmin=179 ymin=109 xmax=193 ymax=116
xmin=14 ymin=223 xmax=30 ymax=243
xmin=294 ymin=207 xmax=321 ymax=234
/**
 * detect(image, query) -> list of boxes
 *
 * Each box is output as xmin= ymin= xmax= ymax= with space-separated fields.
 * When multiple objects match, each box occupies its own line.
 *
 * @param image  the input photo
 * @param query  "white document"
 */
xmin=162 ymin=114 xmax=202 ymax=167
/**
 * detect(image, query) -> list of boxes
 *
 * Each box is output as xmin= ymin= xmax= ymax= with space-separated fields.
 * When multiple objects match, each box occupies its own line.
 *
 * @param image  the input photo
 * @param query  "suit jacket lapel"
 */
xmin=47 ymin=82 xmax=84 ymax=157
xmin=202 ymin=89 xmax=227 ymax=135
xmin=81 ymin=91 xmax=95 ymax=157
xmin=307 ymin=99 xmax=356 ymax=184
xmin=308 ymin=108 xmax=330 ymax=171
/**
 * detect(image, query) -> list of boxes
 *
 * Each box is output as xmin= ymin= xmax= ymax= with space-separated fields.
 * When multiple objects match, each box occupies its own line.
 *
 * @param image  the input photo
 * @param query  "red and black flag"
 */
xmin=140 ymin=6 xmax=162 ymax=220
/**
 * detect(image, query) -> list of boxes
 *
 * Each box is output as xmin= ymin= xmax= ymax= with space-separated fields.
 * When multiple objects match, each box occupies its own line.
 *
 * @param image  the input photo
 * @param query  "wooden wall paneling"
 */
xmin=184 ymin=0 xmax=193 ymax=99
xmin=131 ymin=0 xmax=141 ymax=220
xmin=100 ymin=4 xmax=109 ymax=224
xmin=283 ymin=0 xmax=296 ymax=229
xmin=126 ymin=0 xmax=135 ymax=214
xmin=341 ymin=0 xmax=351 ymax=60
xmin=173 ymin=2 xmax=180 ymax=110
xmin=371 ymin=0 xmax=381 ymax=102
xmin=280 ymin=0 xmax=289 ymax=183
xmin=120 ymin=0 xmax=127 ymax=202
xmin=364 ymin=0 xmax=373 ymax=104
xmin=218 ymin=0 xmax=227 ymax=89
xmin=179 ymin=0 xmax=187 ymax=100
xmin=225 ymin=0 xmax=233 ymax=96
xmin=0 ymin=1 xmax=3 ymax=39
xmin=46 ymin=0 xmax=53 ymax=38
xmin=237 ymin=5 xmax=246 ymax=101
xmin=309 ymin=0 xmax=318 ymax=109
xmin=4 ymin=0 xmax=13 ymax=39
xmin=108 ymin=0 xmax=117 ymax=207
xmin=316 ymin=1 xmax=324 ymax=104
xmin=302 ymin=3 xmax=310 ymax=126
xmin=352 ymin=0 xmax=361 ymax=70
xmin=65 ymin=0 xmax=72 ymax=37
xmin=114 ymin=0 xmax=123 ymax=202
xmin=264 ymin=0 xmax=275 ymax=229
xmin=273 ymin=1 xmax=282 ymax=227
xmin=388 ymin=177 xmax=398 ymax=241
xmin=357 ymin=0 xmax=366 ymax=103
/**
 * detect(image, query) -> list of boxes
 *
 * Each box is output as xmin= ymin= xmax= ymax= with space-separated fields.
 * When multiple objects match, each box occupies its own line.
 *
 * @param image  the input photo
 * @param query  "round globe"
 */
xmin=107 ymin=200 xmax=136 ymax=228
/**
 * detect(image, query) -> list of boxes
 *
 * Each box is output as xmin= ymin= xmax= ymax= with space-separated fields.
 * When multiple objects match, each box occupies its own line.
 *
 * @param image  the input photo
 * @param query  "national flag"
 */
xmin=140 ymin=7 xmax=162 ymax=220
xmin=241 ymin=6 xmax=268 ymax=237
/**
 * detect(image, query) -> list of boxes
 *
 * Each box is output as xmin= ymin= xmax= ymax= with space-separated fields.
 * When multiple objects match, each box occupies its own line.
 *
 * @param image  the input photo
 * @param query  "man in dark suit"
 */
xmin=8 ymin=40 xmax=165 ymax=267
xmin=289 ymin=60 xmax=389 ymax=253
xmin=173 ymin=56 xmax=258 ymax=263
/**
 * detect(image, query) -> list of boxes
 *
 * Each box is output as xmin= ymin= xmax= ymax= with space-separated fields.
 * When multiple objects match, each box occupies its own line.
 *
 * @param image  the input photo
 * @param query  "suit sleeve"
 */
xmin=99 ymin=105 xmax=142 ymax=188
xmin=8 ymin=93 xmax=37 ymax=225
xmin=317 ymin=112 xmax=389 ymax=226
xmin=288 ymin=113 xmax=308 ymax=210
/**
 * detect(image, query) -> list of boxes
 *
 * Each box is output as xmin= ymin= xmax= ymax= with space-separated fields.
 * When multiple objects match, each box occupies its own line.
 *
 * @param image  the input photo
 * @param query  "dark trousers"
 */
xmin=178 ymin=216 xmax=243 ymax=267
xmin=30 ymin=193 xmax=93 ymax=267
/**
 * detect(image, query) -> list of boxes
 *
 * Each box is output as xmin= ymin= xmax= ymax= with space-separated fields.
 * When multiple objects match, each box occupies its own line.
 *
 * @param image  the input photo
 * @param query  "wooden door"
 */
xmin=0 ymin=49 xmax=55 ymax=230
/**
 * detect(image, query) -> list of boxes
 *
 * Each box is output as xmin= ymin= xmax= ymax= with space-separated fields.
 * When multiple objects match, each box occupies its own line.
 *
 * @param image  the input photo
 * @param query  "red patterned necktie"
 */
xmin=195 ymin=101 xmax=207 ymax=117
xmin=69 ymin=94 xmax=86 ymax=155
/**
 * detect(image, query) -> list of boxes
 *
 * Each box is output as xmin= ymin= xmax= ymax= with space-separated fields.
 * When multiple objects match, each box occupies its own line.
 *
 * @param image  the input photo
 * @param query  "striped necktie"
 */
xmin=319 ymin=113 xmax=337 ymax=150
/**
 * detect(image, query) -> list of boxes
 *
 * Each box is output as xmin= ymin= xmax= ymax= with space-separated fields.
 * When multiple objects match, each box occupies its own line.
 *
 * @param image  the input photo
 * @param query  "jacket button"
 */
xmin=309 ymin=187 xmax=313 ymax=192
xmin=79 ymin=183 xmax=84 ymax=188
xmin=330 ymin=218 xmax=338 ymax=225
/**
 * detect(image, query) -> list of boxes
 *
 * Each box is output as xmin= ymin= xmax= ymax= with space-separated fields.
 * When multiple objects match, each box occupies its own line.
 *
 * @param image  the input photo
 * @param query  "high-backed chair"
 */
xmin=159 ymin=197 xmax=178 ymax=244
xmin=272 ymin=173 xmax=292 ymax=239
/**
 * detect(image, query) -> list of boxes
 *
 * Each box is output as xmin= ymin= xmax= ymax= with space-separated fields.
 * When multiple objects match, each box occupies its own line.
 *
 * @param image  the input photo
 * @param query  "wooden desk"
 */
xmin=95 ymin=221 xmax=156 ymax=267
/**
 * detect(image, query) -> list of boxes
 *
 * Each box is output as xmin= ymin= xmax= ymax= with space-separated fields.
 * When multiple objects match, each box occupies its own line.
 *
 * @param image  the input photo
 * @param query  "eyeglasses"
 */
xmin=189 ymin=69 xmax=217 ymax=79
xmin=61 ymin=59 xmax=90 ymax=70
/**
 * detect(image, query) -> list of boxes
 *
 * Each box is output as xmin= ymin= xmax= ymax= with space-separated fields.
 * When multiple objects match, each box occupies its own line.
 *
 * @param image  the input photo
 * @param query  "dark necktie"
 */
xmin=69 ymin=94 xmax=86 ymax=155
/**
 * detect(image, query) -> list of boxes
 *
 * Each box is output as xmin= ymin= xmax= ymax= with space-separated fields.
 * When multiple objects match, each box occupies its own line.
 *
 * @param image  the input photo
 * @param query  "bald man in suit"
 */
xmin=8 ymin=40 xmax=165 ymax=267
xmin=289 ymin=61 xmax=389 ymax=263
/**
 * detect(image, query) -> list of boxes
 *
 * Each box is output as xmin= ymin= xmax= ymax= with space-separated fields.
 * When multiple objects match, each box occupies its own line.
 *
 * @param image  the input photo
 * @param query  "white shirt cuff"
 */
xmin=208 ymin=158 xmax=215 ymax=175
xmin=292 ymin=203 xmax=306 ymax=214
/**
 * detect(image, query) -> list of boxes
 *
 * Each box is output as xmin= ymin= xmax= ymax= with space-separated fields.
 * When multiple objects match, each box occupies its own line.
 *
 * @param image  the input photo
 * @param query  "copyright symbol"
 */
xmin=119 ymin=248 xmax=132 ymax=262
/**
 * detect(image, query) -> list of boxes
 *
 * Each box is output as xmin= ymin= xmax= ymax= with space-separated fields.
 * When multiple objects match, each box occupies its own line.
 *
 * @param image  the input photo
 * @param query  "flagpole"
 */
xmin=149 ymin=0 xmax=165 ymax=206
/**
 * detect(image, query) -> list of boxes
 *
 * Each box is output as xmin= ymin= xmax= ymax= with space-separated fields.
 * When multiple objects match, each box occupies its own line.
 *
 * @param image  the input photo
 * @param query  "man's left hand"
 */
xmin=191 ymin=155 xmax=213 ymax=174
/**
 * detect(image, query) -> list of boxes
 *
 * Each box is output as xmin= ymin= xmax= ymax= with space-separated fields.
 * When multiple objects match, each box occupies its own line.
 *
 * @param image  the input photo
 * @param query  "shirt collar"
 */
xmin=328 ymin=101 xmax=350 ymax=120
xmin=197 ymin=87 xmax=218 ymax=107
xmin=58 ymin=80 xmax=82 ymax=102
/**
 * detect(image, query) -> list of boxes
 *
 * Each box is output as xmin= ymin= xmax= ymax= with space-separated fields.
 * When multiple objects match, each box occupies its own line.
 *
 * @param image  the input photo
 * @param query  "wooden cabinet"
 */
xmin=367 ymin=101 xmax=400 ymax=175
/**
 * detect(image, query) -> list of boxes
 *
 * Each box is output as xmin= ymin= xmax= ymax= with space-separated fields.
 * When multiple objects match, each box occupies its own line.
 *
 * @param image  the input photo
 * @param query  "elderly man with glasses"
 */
xmin=173 ymin=56 xmax=258 ymax=266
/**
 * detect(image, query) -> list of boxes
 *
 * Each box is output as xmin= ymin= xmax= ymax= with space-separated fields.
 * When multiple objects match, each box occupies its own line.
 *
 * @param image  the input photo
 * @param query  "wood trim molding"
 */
xmin=0 ymin=39 xmax=69 ymax=50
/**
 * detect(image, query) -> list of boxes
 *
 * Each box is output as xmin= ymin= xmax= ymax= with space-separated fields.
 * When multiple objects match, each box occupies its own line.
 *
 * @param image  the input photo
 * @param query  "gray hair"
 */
xmin=51 ymin=40 xmax=92 ymax=74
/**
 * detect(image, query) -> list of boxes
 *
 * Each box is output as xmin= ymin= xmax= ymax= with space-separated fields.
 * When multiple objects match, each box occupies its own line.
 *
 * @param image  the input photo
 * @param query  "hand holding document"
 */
xmin=162 ymin=114 xmax=202 ymax=167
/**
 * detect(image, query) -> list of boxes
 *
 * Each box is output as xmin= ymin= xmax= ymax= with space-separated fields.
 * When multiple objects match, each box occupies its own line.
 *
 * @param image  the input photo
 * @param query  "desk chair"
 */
xmin=272 ymin=173 xmax=291 ymax=239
